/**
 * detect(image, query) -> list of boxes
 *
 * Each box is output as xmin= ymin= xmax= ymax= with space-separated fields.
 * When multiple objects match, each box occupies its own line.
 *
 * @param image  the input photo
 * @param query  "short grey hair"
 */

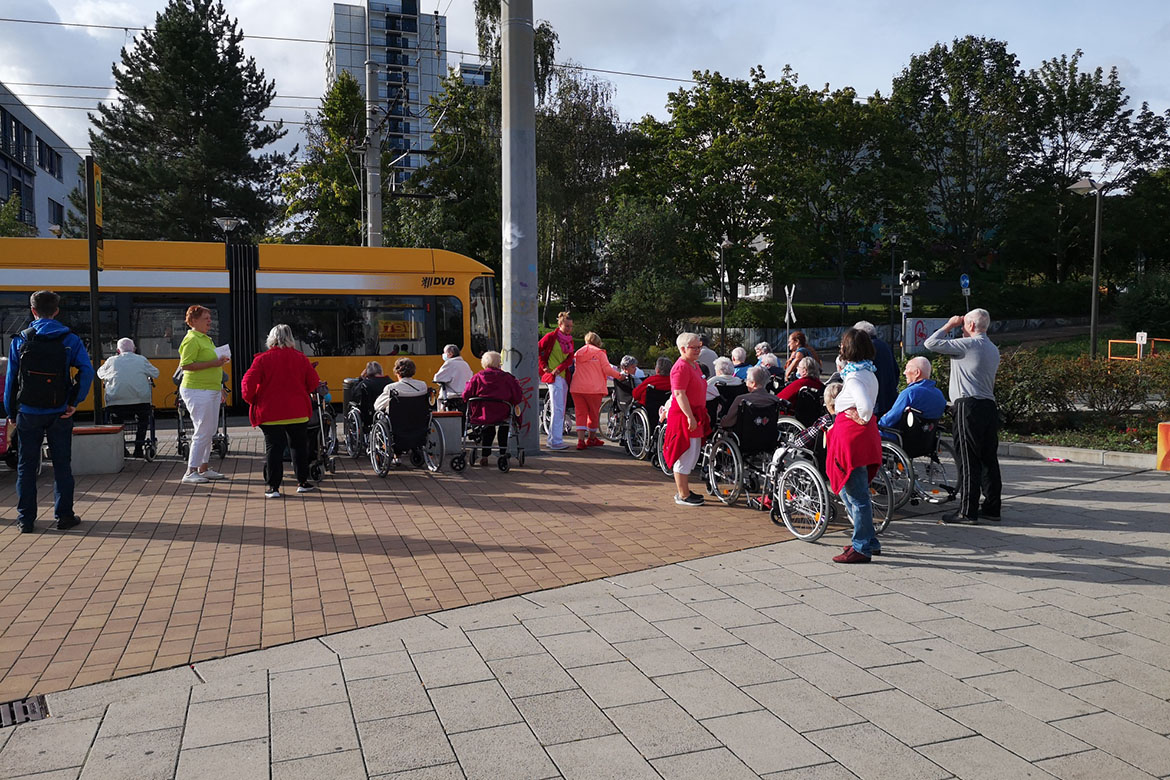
xmin=655 ymin=356 xmax=673 ymax=376
xmin=852 ymin=320 xmax=878 ymax=337
xmin=481 ymin=350 xmax=502 ymax=369
xmin=965 ymin=308 xmax=991 ymax=333
xmin=731 ymin=346 xmax=747 ymax=363
xmin=620 ymin=355 xmax=637 ymax=370
xmin=907 ymin=356 xmax=932 ymax=378
xmin=754 ymin=341 xmax=771 ymax=354
xmin=824 ymin=381 xmax=843 ymax=411
xmin=116 ymin=337 xmax=135 ymax=354
xmin=443 ymin=344 xmax=460 ymax=357
xmin=676 ymin=332 xmax=700 ymax=350
xmin=266 ymin=323 xmax=296 ymax=349
xmin=713 ymin=356 xmax=734 ymax=376
xmin=797 ymin=356 xmax=817 ymax=377
xmin=746 ymin=366 xmax=769 ymax=388
xmin=759 ymin=353 xmax=779 ymax=368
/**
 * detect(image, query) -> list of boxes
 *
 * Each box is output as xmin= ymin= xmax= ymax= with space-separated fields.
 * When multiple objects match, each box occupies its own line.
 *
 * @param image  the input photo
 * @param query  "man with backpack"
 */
xmin=4 ymin=290 xmax=95 ymax=533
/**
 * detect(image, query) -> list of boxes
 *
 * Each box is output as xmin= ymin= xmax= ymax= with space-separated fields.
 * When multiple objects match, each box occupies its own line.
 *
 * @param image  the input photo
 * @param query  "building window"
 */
xmin=48 ymin=198 xmax=64 ymax=228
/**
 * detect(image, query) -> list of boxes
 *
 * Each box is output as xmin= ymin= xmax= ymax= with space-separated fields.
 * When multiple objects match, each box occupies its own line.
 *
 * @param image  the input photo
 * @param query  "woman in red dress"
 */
xmin=662 ymin=332 xmax=710 ymax=506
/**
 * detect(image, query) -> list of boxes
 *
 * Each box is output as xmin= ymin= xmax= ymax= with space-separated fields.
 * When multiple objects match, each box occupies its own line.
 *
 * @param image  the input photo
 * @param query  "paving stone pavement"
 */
xmin=0 ymin=455 xmax=1167 ymax=778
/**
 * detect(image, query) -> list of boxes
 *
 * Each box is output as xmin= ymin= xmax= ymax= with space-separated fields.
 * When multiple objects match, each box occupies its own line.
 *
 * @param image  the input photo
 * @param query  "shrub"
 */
xmin=1067 ymin=357 xmax=1150 ymax=416
xmin=1118 ymin=273 xmax=1170 ymax=337
xmin=1140 ymin=354 xmax=1170 ymax=415
xmin=995 ymin=349 xmax=1071 ymax=425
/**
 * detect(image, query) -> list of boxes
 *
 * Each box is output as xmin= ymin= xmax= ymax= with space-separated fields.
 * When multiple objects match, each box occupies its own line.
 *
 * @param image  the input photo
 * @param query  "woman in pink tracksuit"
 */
xmin=571 ymin=332 xmax=623 ymax=450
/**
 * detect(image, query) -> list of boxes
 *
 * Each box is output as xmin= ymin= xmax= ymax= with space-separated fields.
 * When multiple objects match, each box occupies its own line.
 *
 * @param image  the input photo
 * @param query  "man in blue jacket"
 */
xmin=878 ymin=356 xmax=947 ymax=431
xmin=854 ymin=321 xmax=899 ymax=418
xmin=5 ymin=290 xmax=95 ymax=533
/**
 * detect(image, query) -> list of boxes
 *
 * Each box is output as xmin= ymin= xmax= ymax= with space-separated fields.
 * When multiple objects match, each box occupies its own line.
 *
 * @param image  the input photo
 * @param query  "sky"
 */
xmin=2 ymin=0 xmax=1169 ymax=159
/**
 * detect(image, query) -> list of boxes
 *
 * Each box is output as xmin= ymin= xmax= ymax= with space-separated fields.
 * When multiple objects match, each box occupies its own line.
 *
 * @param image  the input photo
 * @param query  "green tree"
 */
xmin=278 ymin=70 xmax=365 ymax=244
xmin=0 ymin=194 xmax=36 ymax=237
xmin=77 ymin=0 xmax=288 ymax=241
xmin=890 ymin=36 xmax=1025 ymax=274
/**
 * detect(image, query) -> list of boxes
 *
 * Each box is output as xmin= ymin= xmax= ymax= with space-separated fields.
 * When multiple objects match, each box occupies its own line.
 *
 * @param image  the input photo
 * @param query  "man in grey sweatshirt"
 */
xmin=924 ymin=308 xmax=1001 ymax=524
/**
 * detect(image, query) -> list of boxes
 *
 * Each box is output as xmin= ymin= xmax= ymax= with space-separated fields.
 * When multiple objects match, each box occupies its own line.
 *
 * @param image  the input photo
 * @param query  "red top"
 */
xmin=241 ymin=347 xmax=321 ymax=427
xmin=632 ymin=374 xmax=671 ymax=404
xmin=538 ymin=329 xmax=575 ymax=386
xmin=825 ymin=412 xmax=882 ymax=494
xmin=777 ymin=375 xmax=824 ymax=403
xmin=463 ymin=367 xmax=524 ymax=425
xmin=662 ymin=358 xmax=711 ymax=468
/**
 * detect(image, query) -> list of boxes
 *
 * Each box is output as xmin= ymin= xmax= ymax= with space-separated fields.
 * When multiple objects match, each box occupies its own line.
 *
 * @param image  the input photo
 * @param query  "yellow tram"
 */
xmin=0 ymin=238 xmax=499 ymax=411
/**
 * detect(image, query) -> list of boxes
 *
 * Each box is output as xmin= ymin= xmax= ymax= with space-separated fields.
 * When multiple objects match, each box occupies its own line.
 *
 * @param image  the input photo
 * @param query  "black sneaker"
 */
xmin=19 ymin=524 xmax=34 ymax=534
xmin=981 ymin=508 xmax=1001 ymax=521
xmin=55 ymin=516 xmax=81 ymax=531
xmin=938 ymin=512 xmax=976 ymax=525
xmin=674 ymin=492 xmax=705 ymax=507
xmin=296 ymin=483 xmax=317 ymax=494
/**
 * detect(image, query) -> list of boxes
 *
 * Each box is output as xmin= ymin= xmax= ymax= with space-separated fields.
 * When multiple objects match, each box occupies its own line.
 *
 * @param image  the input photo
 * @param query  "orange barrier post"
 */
xmin=1159 ymin=423 xmax=1170 ymax=472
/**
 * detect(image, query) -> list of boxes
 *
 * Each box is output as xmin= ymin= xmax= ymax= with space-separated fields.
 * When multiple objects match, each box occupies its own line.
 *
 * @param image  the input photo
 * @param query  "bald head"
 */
xmin=904 ymin=356 xmax=931 ymax=383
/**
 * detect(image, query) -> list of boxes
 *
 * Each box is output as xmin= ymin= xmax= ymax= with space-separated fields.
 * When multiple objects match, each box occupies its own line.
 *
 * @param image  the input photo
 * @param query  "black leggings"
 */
xmin=260 ymin=422 xmax=310 ymax=490
xmin=479 ymin=424 xmax=509 ymax=460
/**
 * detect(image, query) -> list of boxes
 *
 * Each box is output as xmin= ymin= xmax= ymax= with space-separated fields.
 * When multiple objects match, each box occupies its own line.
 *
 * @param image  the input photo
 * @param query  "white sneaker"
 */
xmin=182 ymin=472 xmax=210 ymax=484
xmin=264 ymin=489 xmax=281 ymax=498
xmin=202 ymin=468 xmax=227 ymax=480
xmin=547 ymin=441 xmax=569 ymax=451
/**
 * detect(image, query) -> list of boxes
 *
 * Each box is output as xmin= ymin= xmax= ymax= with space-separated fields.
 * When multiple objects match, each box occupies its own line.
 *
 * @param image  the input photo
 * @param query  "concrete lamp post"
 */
xmin=1066 ymin=177 xmax=1104 ymax=359
xmin=719 ymin=237 xmax=733 ymax=348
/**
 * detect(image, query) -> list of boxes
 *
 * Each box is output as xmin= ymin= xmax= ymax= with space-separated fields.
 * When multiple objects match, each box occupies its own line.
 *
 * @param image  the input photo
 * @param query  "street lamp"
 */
xmin=214 ymin=216 xmax=242 ymax=243
xmin=719 ymin=237 xmax=733 ymax=348
xmin=1066 ymin=178 xmax=1104 ymax=359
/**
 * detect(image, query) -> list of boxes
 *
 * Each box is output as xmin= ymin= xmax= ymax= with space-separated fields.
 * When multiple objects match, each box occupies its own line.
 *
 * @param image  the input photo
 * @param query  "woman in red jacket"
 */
xmin=462 ymin=350 xmax=524 ymax=465
xmin=241 ymin=324 xmax=321 ymax=498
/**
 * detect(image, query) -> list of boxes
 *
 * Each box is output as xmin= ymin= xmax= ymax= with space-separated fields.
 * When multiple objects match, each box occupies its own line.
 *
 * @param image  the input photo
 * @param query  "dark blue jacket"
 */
xmin=879 ymin=378 xmax=947 ymax=429
xmin=872 ymin=337 xmax=898 ymax=418
xmin=5 ymin=318 xmax=95 ymax=417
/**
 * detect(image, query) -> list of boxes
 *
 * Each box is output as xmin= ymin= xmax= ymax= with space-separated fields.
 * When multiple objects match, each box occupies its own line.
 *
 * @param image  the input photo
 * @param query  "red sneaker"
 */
xmin=832 ymin=547 xmax=871 ymax=564
xmin=576 ymin=440 xmax=588 ymax=450
xmin=586 ymin=438 xmax=604 ymax=447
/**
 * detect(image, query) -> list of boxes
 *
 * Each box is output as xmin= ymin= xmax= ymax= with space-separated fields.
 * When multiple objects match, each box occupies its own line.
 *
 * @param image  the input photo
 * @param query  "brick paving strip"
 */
xmin=0 ymin=440 xmax=1167 ymax=778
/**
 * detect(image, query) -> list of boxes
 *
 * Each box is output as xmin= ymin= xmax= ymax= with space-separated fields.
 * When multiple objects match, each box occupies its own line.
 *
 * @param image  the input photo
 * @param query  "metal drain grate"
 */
xmin=1 ymin=696 xmax=49 ymax=727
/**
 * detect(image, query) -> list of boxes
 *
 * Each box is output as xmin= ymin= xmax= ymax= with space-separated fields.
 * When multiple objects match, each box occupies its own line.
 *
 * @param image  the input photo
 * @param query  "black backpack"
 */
xmin=17 ymin=327 xmax=73 ymax=409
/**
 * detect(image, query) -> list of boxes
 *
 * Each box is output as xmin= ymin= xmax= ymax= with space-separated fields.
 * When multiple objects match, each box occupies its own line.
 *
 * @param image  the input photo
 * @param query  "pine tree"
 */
xmin=76 ymin=0 xmax=288 ymax=241
xmin=278 ymin=70 xmax=365 ymax=245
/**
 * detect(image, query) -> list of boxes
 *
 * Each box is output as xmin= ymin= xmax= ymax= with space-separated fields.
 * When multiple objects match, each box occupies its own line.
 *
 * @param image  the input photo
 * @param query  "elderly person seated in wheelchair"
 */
xmin=463 ymin=351 xmax=524 ymax=466
xmin=878 ymin=356 xmax=947 ymax=435
xmin=707 ymin=356 xmax=746 ymax=419
xmin=433 ymin=344 xmax=474 ymax=411
xmin=633 ymin=356 xmax=672 ymax=404
xmin=619 ymin=355 xmax=645 ymax=384
xmin=720 ymin=366 xmax=781 ymax=429
xmin=352 ymin=361 xmax=390 ymax=424
xmin=98 ymin=337 xmax=160 ymax=458
xmin=374 ymin=357 xmax=428 ymax=413
xmin=778 ymin=356 xmax=823 ymax=402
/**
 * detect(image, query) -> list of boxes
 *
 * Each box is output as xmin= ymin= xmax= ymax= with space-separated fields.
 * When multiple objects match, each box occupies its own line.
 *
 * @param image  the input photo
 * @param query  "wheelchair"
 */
xmin=768 ymin=427 xmax=896 ymax=542
xmin=705 ymin=396 xmax=785 ymax=506
xmin=627 ymin=385 xmax=670 ymax=461
xmin=450 ymin=397 xmax=526 ymax=473
xmin=880 ymin=407 xmax=959 ymax=511
xmin=106 ymin=402 xmax=158 ymax=462
xmin=369 ymin=388 xmax=445 ymax=476
xmin=538 ymin=385 xmax=575 ymax=438
xmin=604 ymin=376 xmax=637 ymax=444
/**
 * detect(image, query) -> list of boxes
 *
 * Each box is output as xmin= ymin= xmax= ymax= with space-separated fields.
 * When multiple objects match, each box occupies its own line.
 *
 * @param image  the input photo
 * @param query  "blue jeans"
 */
xmin=840 ymin=466 xmax=880 ymax=556
xmin=16 ymin=412 xmax=75 ymax=528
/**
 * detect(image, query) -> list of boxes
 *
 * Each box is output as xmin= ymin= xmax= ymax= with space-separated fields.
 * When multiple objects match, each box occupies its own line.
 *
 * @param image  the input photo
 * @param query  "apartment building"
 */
xmin=326 ymin=1 xmax=447 ymax=185
xmin=0 ymin=81 xmax=83 ymax=237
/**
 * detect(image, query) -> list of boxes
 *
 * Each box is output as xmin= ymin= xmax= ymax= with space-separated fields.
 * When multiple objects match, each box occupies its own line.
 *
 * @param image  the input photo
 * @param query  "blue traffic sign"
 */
xmin=959 ymin=274 xmax=970 ymax=289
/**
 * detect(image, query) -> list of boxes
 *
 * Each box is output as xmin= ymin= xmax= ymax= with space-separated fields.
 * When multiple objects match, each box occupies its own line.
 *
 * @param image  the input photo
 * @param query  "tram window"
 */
xmin=271 ymin=296 xmax=341 ymax=357
xmin=54 ymin=293 xmax=118 ymax=357
xmin=469 ymin=276 xmax=500 ymax=357
xmin=354 ymin=296 xmax=428 ymax=356
xmin=434 ymin=296 xmax=463 ymax=353
xmin=0 ymin=293 xmax=32 ymax=358
xmin=130 ymin=296 xmax=214 ymax=358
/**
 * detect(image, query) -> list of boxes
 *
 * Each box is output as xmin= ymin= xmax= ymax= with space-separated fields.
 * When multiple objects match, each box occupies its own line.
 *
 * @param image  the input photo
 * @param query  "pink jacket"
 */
xmin=571 ymin=344 xmax=622 ymax=395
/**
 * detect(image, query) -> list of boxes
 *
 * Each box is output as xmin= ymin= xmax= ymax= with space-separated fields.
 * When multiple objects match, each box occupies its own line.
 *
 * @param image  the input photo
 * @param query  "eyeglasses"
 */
xmin=684 ymin=344 xmax=702 ymax=351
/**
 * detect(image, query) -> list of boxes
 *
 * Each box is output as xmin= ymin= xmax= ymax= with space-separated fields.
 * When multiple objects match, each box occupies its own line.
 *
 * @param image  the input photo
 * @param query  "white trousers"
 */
xmin=181 ymin=387 xmax=221 ymax=470
xmin=672 ymin=437 xmax=703 ymax=474
xmin=548 ymin=376 xmax=568 ymax=447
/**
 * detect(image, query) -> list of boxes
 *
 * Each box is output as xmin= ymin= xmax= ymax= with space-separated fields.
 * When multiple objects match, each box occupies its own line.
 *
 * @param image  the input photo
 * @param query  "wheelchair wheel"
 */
xmin=321 ymin=412 xmax=337 ymax=456
xmin=918 ymin=440 xmax=960 ymax=504
xmin=655 ymin=425 xmax=672 ymax=477
xmin=870 ymin=467 xmax=895 ymax=534
xmin=776 ymin=417 xmax=805 ymax=448
xmin=778 ymin=460 xmax=831 ymax=541
xmin=369 ymin=418 xmax=393 ymax=477
xmin=517 ymin=449 xmax=525 ymax=467
xmin=498 ymin=455 xmax=510 ymax=473
xmin=310 ymin=462 xmax=325 ymax=483
xmin=881 ymin=441 xmax=914 ymax=511
xmin=451 ymin=453 xmax=467 ymax=472
xmin=627 ymin=408 xmax=652 ymax=460
xmin=344 ymin=408 xmax=364 ymax=458
xmin=143 ymin=440 xmax=157 ymax=462
xmin=177 ymin=440 xmax=190 ymax=458
xmin=604 ymin=402 xmax=623 ymax=442
xmin=423 ymin=419 xmax=445 ymax=473
xmin=213 ymin=437 xmax=228 ymax=460
xmin=410 ymin=450 xmax=425 ymax=468
xmin=707 ymin=436 xmax=743 ymax=505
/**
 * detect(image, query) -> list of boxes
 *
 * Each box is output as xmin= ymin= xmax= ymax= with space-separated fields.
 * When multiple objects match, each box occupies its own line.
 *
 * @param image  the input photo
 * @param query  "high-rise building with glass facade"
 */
xmin=327 ymin=1 xmax=447 ymax=184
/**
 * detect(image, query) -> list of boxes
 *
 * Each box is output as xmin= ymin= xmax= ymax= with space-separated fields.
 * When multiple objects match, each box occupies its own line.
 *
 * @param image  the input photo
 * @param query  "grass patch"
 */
xmin=1001 ymin=411 xmax=1161 ymax=454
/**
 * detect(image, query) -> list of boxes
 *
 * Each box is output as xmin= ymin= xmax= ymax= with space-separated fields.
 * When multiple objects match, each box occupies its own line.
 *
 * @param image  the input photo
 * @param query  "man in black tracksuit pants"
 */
xmin=924 ymin=309 xmax=1001 ymax=524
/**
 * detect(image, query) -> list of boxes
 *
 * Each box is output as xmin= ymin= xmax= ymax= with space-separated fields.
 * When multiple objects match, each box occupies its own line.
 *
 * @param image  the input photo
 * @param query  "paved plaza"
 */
xmin=1 ymin=428 xmax=1169 ymax=778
